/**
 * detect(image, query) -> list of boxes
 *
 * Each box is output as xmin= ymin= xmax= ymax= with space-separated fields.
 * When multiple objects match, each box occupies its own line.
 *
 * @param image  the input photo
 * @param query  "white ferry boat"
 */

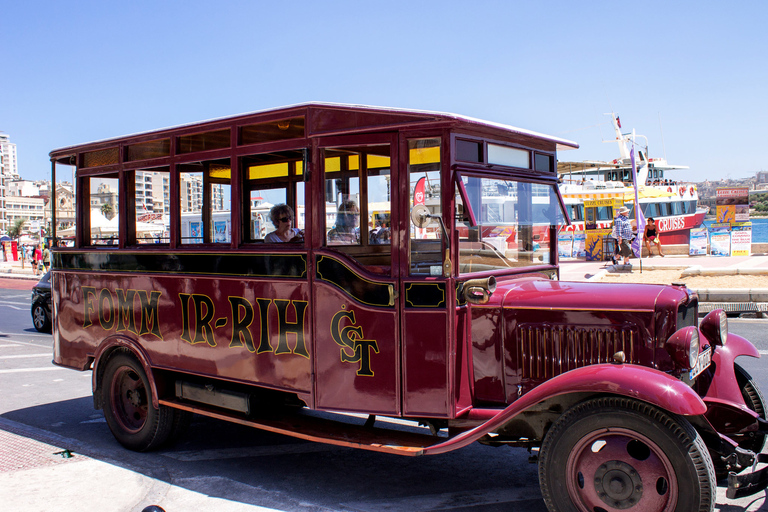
xmin=558 ymin=114 xmax=705 ymax=245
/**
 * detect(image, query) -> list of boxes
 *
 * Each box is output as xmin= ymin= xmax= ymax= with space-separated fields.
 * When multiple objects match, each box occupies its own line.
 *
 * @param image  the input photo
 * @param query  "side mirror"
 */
xmin=411 ymin=204 xmax=432 ymax=228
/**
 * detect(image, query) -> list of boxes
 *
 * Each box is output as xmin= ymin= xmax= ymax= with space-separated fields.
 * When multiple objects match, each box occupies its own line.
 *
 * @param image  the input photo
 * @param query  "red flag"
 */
xmin=616 ymin=116 xmax=622 ymax=129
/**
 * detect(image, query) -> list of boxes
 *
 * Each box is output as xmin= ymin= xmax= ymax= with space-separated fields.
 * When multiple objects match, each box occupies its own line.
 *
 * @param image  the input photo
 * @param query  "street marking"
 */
xmin=0 ymin=353 xmax=51 ymax=359
xmin=0 ymin=305 xmax=25 ymax=311
xmin=0 ymin=367 xmax=65 ymax=374
xmin=759 ymin=350 xmax=768 ymax=355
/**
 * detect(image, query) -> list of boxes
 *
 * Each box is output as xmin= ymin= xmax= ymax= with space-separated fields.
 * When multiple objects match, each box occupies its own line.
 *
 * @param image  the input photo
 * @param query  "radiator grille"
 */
xmin=518 ymin=324 xmax=638 ymax=381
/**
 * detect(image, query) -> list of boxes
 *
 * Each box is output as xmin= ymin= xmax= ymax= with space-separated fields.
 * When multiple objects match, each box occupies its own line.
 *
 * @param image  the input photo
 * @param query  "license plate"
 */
xmin=689 ymin=347 xmax=712 ymax=380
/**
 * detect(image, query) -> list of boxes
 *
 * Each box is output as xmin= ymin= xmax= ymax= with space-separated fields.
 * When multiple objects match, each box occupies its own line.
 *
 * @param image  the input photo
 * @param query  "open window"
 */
xmin=178 ymin=159 xmax=231 ymax=245
xmin=86 ymin=174 xmax=120 ymax=246
xmin=323 ymin=144 xmax=392 ymax=274
xmin=241 ymin=149 xmax=305 ymax=243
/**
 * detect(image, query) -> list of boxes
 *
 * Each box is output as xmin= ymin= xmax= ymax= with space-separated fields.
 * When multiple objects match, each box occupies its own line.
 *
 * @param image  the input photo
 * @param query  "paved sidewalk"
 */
xmin=0 ymin=418 xmax=282 ymax=512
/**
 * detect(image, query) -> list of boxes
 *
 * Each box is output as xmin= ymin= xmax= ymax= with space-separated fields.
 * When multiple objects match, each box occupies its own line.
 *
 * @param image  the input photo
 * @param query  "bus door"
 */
xmin=401 ymin=137 xmax=452 ymax=417
xmin=313 ymin=135 xmax=400 ymax=415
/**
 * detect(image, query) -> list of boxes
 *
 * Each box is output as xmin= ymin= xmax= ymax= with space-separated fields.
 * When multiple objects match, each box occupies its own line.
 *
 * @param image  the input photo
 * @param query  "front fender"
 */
xmin=705 ymin=333 xmax=760 ymax=405
xmin=423 ymin=364 xmax=704 ymax=455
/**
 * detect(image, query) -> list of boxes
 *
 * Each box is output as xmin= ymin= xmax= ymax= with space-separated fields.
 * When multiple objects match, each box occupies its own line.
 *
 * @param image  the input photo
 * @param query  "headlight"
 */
xmin=700 ymin=309 xmax=728 ymax=346
xmin=665 ymin=326 xmax=700 ymax=370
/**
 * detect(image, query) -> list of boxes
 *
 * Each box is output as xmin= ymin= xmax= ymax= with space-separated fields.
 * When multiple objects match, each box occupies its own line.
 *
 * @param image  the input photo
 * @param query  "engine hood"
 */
xmin=491 ymin=276 xmax=687 ymax=312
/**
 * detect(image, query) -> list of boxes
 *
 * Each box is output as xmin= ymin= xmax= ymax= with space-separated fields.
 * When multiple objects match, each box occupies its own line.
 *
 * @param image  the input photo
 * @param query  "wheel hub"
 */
xmin=126 ymin=388 xmax=145 ymax=408
xmin=594 ymin=460 xmax=643 ymax=509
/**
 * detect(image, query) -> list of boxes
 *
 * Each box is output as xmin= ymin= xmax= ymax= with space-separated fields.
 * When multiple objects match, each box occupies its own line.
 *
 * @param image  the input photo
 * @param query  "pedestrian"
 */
xmin=33 ymin=243 xmax=42 ymax=276
xmin=611 ymin=206 xmax=634 ymax=266
xmin=644 ymin=218 xmax=664 ymax=257
xmin=42 ymin=243 xmax=51 ymax=272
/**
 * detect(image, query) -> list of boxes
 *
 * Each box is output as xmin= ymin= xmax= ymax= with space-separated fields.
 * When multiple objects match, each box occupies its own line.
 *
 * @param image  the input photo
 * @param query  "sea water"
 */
xmin=703 ymin=218 xmax=768 ymax=243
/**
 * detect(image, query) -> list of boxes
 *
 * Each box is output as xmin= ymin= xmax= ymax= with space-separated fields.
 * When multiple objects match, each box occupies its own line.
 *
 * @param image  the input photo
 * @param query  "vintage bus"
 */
xmin=49 ymin=103 xmax=767 ymax=511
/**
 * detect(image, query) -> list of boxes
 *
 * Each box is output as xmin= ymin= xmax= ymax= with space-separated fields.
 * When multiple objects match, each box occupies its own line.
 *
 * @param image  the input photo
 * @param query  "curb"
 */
xmin=596 ymin=263 xmax=768 ymax=304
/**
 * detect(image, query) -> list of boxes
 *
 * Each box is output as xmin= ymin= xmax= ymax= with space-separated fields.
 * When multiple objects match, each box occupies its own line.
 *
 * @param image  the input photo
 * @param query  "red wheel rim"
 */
xmin=565 ymin=428 xmax=678 ymax=512
xmin=109 ymin=366 xmax=148 ymax=433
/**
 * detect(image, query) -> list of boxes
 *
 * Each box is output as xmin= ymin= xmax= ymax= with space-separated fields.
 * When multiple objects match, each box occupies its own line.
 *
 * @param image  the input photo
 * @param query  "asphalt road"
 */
xmin=1 ymin=278 xmax=767 ymax=511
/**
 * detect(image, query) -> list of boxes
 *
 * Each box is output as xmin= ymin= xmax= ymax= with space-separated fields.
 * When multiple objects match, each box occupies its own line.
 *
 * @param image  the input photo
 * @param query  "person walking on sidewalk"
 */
xmin=32 ymin=243 xmax=42 ymax=276
xmin=612 ymin=206 xmax=634 ymax=266
xmin=42 ymin=244 xmax=51 ymax=272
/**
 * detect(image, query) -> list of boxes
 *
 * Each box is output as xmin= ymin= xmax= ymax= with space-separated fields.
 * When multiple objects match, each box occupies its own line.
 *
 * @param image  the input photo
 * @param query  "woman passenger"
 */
xmin=264 ymin=204 xmax=303 ymax=243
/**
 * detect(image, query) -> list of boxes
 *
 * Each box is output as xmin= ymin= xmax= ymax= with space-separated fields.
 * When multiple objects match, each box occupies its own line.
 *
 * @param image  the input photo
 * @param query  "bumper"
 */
xmin=727 ymin=453 xmax=768 ymax=499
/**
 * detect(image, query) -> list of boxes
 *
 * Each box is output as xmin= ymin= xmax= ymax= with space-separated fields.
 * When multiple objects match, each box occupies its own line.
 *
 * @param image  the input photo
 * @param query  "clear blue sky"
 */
xmin=2 ymin=0 xmax=765 ymax=183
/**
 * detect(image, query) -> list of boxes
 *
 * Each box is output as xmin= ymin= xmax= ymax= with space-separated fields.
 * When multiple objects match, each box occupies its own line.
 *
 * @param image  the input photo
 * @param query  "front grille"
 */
xmin=677 ymin=302 xmax=698 ymax=329
xmin=518 ymin=324 xmax=638 ymax=381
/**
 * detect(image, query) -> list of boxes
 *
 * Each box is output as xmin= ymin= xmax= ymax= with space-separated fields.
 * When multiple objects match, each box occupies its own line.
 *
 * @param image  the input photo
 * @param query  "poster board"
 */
xmin=557 ymin=232 xmax=574 ymax=258
xmin=730 ymin=222 xmax=752 ymax=256
xmin=716 ymin=187 xmax=749 ymax=223
xmin=709 ymin=223 xmax=731 ymax=256
xmin=573 ymin=232 xmax=586 ymax=258
xmin=688 ymin=227 xmax=708 ymax=256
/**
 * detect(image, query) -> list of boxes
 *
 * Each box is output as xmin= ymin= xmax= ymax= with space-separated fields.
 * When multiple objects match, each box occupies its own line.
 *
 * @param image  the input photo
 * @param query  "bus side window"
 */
xmin=242 ymin=150 xmax=305 ymax=244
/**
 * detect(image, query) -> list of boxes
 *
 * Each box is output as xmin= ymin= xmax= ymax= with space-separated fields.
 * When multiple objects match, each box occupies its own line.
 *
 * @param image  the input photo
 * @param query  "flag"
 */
xmin=630 ymin=146 xmax=646 ymax=258
xmin=616 ymin=116 xmax=621 ymax=129
xmin=413 ymin=177 xmax=426 ymax=206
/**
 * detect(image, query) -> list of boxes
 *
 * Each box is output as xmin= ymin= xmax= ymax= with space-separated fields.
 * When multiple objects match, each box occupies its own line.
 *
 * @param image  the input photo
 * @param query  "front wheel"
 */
xmin=101 ymin=351 xmax=175 ymax=451
xmin=539 ymin=397 xmax=715 ymax=512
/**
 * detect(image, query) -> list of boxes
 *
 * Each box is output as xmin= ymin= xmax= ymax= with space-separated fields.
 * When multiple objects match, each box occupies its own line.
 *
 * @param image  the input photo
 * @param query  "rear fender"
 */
xmin=92 ymin=335 xmax=158 ymax=409
xmin=424 ymin=364 xmax=705 ymax=455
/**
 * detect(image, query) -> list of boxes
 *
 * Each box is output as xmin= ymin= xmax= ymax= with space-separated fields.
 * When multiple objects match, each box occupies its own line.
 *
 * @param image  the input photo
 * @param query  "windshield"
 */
xmin=457 ymin=176 xmax=565 ymax=273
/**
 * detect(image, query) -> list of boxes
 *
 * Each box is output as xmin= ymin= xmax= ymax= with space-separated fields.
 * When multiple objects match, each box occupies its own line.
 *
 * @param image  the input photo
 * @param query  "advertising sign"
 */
xmin=716 ymin=187 xmax=749 ymax=223
xmin=688 ymin=227 xmax=708 ymax=256
xmin=557 ymin=232 xmax=574 ymax=258
xmin=730 ymin=222 xmax=752 ymax=256
xmin=573 ymin=232 xmax=586 ymax=258
xmin=709 ymin=223 xmax=731 ymax=256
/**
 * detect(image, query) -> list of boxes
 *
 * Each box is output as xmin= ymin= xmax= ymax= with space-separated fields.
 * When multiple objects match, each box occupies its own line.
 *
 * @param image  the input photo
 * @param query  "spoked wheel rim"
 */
xmin=33 ymin=305 xmax=47 ymax=329
xmin=565 ymin=427 xmax=679 ymax=512
xmin=109 ymin=365 xmax=148 ymax=434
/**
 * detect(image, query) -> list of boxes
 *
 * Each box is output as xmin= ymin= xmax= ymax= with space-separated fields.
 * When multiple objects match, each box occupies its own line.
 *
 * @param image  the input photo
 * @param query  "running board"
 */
xmin=160 ymin=398 xmax=439 ymax=456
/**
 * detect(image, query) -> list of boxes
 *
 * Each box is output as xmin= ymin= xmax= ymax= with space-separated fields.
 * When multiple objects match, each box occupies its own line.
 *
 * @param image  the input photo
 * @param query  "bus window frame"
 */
xmin=240 ymin=149 xmax=306 ymax=244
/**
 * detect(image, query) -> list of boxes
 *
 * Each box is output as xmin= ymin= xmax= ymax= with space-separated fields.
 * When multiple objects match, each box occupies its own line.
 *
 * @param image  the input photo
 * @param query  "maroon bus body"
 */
xmin=49 ymin=103 xmax=768 ymax=510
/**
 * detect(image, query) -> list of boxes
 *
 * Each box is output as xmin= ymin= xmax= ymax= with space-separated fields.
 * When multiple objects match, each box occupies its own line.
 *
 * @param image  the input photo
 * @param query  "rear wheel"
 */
xmin=539 ymin=397 xmax=715 ymax=512
xmin=101 ymin=352 xmax=175 ymax=451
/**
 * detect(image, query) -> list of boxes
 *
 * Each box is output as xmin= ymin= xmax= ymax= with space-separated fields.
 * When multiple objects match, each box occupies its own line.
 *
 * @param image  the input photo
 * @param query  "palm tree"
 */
xmin=8 ymin=218 xmax=26 ymax=239
xmin=101 ymin=203 xmax=114 ymax=220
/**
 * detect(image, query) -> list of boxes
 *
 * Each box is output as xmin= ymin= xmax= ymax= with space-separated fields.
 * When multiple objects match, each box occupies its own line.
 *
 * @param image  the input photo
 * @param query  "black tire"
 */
xmin=539 ymin=397 xmax=715 ymax=512
xmin=101 ymin=352 xmax=174 ymax=451
xmin=735 ymin=363 xmax=766 ymax=454
xmin=31 ymin=301 xmax=51 ymax=333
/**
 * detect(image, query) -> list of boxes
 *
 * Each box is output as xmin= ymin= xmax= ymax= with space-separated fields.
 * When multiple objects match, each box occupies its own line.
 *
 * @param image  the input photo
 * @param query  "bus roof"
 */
xmin=49 ymin=102 xmax=578 ymax=162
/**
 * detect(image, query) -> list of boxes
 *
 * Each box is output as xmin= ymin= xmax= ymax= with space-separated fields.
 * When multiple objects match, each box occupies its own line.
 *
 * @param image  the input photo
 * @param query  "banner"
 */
xmin=557 ymin=232 xmax=574 ymax=258
xmin=630 ymin=146 xmax=646 ymax=258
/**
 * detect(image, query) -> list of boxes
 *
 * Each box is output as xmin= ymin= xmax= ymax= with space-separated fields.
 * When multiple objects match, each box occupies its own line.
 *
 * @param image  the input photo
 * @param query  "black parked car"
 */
xmin=31 ymin=272 xmax=52 ymax=333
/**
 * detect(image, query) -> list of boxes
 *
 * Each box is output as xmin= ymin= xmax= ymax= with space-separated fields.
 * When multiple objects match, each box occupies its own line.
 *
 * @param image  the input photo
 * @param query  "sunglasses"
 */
xmin=278 ymin=217 xmax=292 ymax=223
